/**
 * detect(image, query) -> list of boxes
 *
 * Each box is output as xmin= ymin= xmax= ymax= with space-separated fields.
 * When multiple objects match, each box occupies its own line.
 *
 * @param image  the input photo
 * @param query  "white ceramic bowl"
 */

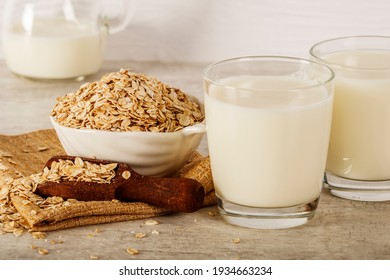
xmin=50 ymin=116 xmax=206 ymax=177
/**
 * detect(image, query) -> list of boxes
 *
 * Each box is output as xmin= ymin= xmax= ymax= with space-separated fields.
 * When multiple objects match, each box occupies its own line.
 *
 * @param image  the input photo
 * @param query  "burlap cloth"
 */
xmin=0 ymin=129 xmax=216 ymax=232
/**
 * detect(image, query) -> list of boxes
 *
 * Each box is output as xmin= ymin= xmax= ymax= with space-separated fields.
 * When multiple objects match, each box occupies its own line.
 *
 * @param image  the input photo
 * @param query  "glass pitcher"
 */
xmin=1 ymin=0 xmax=133 ymax=80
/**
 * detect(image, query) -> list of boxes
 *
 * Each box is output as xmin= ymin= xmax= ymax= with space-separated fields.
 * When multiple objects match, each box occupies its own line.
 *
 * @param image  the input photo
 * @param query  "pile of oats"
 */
xmin=0 ymin=173 xmax=67 ymax=236
xmin=30 ymin=157 xmax=118 ymax=185
xmin=0 ymin=157 xmax=116 ymax=236
xmin=51 ymin=69 xmax=204 ymax=132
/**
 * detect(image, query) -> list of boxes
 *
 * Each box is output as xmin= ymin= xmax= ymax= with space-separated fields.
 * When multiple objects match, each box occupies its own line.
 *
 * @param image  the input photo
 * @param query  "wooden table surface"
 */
xmin=0 ymin=60 xmax=389 ymax=260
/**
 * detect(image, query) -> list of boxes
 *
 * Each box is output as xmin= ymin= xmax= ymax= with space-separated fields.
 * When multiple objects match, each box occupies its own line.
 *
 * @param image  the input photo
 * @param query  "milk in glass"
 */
xmin=323 ymin=50 xmax=390 ymax=180
xmin=205 ymin=75 xmax=333 ymax=208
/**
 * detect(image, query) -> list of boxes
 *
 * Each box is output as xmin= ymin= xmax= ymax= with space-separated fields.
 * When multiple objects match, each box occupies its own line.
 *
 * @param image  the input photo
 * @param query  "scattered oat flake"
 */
xmin=126 ymin=247 xmax=139 ymax=255
xmin=37 ymin=145 xmax=48 ymax=152
xmin=121 ymin=170 xmax=131 ymax=179
xmin=0 ymin=162 xmax=8 ymax=171
xmin=232 ymin=238 xmax=241 ymax=244
xmin=7 ymin=159 xmax=17 ymax=165
xmin=134 ymin=232 xmax=146 ymax=239
xmin=13 ymin=228 xmax=24 ymax=237
xmin=32 ymin=232 xmax=46 ymax=239
xmin=94 ymin=228 xmax=103 ymax=233
xmin=208 ymin=211 xmax=217 ymax=216
xmin=87 ymin=234 xmax=95 ymax=238
xmin=90 ymin=255 xmax=99 ymax=260
xmin=30 ymin=245 xmax=38 ymax=250
xmin=112 ymin=199 xmax=120 ymax=203
xmin=38 ymin=248 xmax=49 ymax=255
xmin=151 ymin=230 xmax=160 ymax=235
xmin=144 ymin=219 xmax=159 ymax=226
xmin=0 ymin=150 xmax=13 ymax=157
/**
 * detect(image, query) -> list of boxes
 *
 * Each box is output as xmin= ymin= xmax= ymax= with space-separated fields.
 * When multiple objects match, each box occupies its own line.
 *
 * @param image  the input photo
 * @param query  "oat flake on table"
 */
xmin=51 ymin=69 xmax=204 ymax=132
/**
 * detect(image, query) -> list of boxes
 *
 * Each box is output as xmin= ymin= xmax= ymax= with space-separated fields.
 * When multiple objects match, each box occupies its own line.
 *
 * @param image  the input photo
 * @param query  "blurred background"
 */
xmin=0 ymin=0 xmax=389 ymax=64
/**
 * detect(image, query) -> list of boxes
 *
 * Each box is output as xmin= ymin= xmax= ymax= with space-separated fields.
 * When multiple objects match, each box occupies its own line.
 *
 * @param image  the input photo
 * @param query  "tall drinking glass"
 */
xmin=310 ymin=36 xmax=390 ymax=201
xmin=203 ymin=56 xmax=334 ymax=229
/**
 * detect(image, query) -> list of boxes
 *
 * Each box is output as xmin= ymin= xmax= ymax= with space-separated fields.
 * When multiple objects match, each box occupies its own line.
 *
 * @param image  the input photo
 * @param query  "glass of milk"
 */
xmin=1 ymin=0 xmax=133 ymax=80
xmin=203 ymin=56 xmax=334 ymax=229
xmin=310 ymin=36 xmax=390 ymax=202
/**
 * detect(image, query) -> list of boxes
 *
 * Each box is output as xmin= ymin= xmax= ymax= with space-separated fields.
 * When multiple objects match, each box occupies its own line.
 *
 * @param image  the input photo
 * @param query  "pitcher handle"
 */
xmin=102 ymin=0 xmax=134 ymax=34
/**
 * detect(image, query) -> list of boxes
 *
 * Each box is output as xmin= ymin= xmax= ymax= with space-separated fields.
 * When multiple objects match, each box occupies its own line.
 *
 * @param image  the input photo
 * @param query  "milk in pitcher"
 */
xmin=2 ymin=17 xmax=106 ymax=79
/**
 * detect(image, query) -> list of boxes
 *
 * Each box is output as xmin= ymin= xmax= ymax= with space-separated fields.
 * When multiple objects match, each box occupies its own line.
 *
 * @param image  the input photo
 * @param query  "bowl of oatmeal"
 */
xmin=50 ymin=69 xmax=205 ymax=177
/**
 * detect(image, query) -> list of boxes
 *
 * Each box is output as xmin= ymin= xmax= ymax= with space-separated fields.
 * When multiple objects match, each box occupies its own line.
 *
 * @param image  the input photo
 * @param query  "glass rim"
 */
xmin=202 ymin=55 xmax=335 ymax=93
xmin=310 ymin=35 xmax=390 ymax=71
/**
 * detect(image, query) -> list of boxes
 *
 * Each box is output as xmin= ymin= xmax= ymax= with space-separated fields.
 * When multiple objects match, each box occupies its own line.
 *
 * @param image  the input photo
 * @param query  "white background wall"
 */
xmin=1 ymin=0 xmax=390 ymax=63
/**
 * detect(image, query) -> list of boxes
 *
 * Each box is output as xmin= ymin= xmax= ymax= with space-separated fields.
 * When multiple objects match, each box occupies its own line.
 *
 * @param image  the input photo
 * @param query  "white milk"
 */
xmin=323 ymin=50 xmax=390 ymax=180
xmin=205 ymin=76 xmax=333 ymax=208
xmin=2 ymin=17 xmax=106 ymax=79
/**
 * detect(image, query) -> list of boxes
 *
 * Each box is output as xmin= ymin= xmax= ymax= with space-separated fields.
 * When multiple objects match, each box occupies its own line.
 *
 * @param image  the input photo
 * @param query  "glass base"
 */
xmin=324 ymin=172 xmax=390 ymax=201
xmin=217 ymin=196 xmax=319 ymax=229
